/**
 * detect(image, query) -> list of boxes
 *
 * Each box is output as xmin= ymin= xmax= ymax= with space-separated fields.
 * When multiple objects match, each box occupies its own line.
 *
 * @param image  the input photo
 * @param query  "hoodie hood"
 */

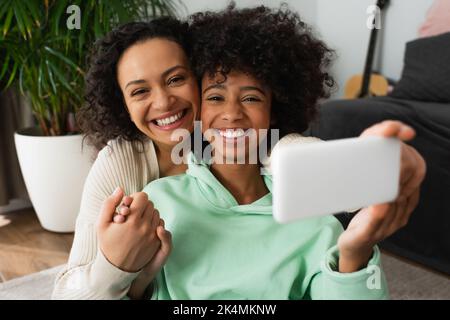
xmin=185 ymin=152 xmax=273 ymax=215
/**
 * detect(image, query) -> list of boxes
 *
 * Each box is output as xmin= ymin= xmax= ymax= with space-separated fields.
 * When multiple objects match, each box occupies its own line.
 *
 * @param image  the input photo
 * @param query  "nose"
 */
xmin=221 ymin=100 xmax=244 ymax=122
xmin=152 ymin=87 xmax=174 ymax=111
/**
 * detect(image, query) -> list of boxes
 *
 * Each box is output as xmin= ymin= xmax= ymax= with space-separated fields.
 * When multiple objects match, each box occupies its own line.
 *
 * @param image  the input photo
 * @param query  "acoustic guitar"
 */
xmin=344 ymin=0 xmax=390 ymax=99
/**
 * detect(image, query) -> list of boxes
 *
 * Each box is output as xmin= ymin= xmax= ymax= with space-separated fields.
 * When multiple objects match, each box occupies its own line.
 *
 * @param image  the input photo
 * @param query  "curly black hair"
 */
xmin=78 ymin=17 xmax=191 ymax=150
xmin=189 ymin=3 xmax=334 ymax=136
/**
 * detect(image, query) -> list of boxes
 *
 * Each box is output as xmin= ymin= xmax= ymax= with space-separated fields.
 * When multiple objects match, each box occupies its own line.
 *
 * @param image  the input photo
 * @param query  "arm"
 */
xmin=306 ymin=245 xmax=389 ymax=300
xmin=306 ymin=120 xmax=425 ymax=299
xmin=52 ymin=139 xmax=158 ymax=299
xmin=338 ymin=120 xmax=426 ymax=273
xmin=52 ymin=222 xmax=141 ymax=300
xmin=53 ymin=188 xmax=165 ymax=300
xmin=127 ymin=219 xmax=172 ymax=300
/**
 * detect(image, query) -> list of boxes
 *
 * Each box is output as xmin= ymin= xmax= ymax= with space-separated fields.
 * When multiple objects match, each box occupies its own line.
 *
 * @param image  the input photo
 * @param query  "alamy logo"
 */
xmin=66 ymin=5 xmax=81 ymax=30
xmin=367 ymin=5 xmax=382 ymax=30
xmin=366 ymin=265 xmax=382 ymax=290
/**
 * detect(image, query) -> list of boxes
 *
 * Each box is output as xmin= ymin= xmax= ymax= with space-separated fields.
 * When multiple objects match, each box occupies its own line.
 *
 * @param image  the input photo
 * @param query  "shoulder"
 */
xmin=277 ymin=133 xmax=323 ymax=146
xmin=272 ymin=134 xmax=323 ymax=156
xmin=95 ymin=137 xmax=157 ymax=170
xmin=85 ymin=137 xmax=158 ymax=196
xmin=98 ymin=137 xmax=154 ymax=161
xmin=264 ymin=134 xmax=323 ymax=173
xmin=77 ymin=137 xmax=159 ymax=224
xmin=143 ymin=173 xmax=192 ymax=194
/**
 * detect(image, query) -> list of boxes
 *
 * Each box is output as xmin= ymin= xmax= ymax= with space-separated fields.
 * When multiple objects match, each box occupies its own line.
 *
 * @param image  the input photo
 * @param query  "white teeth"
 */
xmin=155 ymin=111 xmax=184 ymax=126
xmin=218 ymin=128 xmax=246 ymax=138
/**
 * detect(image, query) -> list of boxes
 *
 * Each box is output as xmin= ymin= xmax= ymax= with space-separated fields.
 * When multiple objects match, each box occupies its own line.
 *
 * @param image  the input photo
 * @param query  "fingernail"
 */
xmin=113 ymin=187 xmax=121 ymax=196
xmin=119 ymin=206 xmax=129 ymax=215
xmin=113 ymin=214 xmax=125 ymax=223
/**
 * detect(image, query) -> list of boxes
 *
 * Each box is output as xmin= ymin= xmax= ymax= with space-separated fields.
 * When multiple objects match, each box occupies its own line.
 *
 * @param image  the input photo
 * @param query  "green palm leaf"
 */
xmin=1 ymin=0 xmax=180 ymax=135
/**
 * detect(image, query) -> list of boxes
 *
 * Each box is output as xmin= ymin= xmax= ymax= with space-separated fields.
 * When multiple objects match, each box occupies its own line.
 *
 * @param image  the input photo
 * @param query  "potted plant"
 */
xmin=0 ymin=0 xmax=180 ymax=232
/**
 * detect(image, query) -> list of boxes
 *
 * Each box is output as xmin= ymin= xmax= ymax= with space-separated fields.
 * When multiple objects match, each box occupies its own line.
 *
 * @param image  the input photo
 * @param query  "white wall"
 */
xmin=182 ymin=0 xmax=434 ymax=97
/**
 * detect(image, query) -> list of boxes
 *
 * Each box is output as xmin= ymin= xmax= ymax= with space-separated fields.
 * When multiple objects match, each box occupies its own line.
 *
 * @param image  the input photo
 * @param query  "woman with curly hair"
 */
xmin=53 ymin=5 xmax=425 ymax=300
xmin=131 ymin=5 xmax=425 ymax=299
xmin=52 ymin=17 xmax=200 ymax=299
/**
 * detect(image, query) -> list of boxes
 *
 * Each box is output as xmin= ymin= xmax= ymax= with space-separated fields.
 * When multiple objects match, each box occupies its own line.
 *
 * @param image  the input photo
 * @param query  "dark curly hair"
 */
xmin=78 ymin=17 xmax=191 ymax=150
xmin=189 ymin=3 xmax=334 ymax=136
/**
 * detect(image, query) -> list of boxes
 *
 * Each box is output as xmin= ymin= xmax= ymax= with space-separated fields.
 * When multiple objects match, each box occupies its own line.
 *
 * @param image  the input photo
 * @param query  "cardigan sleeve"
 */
xmin=51 ymin=139 xmax=158 ymax=299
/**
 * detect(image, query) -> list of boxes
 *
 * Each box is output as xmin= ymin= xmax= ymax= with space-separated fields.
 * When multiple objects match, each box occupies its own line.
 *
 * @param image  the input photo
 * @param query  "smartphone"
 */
xmin=272 ymin=136 xmax=401 ymax=223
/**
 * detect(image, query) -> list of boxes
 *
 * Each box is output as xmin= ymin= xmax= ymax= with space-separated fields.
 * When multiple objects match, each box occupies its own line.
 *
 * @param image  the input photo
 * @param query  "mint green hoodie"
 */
xmin=143 ymin=153 xmax=389 ymax=300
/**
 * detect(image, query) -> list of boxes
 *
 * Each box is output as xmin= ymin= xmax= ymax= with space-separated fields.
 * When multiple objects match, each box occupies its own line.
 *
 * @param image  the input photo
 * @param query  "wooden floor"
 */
xmin=0 ymin=208 xmax=73 ymax=281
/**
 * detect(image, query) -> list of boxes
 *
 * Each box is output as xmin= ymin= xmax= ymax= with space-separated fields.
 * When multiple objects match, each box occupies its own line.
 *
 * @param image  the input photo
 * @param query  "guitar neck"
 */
xmin=359 ymin=0 xmax=389 ymax=98
xmin=359 ymin=20 xmax=379 ymax=97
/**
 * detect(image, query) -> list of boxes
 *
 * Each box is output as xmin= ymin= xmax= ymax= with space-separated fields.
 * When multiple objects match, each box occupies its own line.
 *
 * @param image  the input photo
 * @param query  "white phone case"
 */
xmin=272 ymin=136 xmax=401 ymax=223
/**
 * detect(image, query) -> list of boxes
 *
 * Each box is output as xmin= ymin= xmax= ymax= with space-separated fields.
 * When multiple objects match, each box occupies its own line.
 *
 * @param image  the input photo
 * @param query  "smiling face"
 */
xmin=117 ymin=38 xmax=200 ymax=150
xmin=201 ymin=70 xmax=272 ymax=163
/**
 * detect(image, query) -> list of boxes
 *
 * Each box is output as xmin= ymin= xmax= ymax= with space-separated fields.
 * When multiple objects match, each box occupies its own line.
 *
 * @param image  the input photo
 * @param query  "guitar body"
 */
xmin=344 ymin=74 xmax=389 ymax=99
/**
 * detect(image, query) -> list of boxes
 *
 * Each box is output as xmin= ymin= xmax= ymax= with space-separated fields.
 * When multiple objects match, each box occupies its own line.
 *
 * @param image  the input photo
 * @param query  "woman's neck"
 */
xmin=155 ymin=143 xmax=187 ymax=178
xmin=210 ymin=163 xmax=269 ymax=205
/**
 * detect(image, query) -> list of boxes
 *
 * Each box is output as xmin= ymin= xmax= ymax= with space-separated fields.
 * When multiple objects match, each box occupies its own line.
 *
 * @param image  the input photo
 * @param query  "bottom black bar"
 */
xmin=0 ymin=300 xmax=447 ymax=319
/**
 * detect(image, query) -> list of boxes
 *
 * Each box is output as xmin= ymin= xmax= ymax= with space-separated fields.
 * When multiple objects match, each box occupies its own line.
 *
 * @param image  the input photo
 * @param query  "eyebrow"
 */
xmin=202 ymin=84 xmax=266 ymax=96
xmin=125 ymin=79 xmax=146 ymax=89
xmin=125 ymin=65 xmax=187 ymax=89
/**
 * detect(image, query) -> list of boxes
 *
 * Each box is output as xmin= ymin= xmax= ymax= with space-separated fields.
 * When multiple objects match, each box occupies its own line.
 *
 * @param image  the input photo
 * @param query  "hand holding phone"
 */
xmin=272 ymin=136 xmax=401 ymax=223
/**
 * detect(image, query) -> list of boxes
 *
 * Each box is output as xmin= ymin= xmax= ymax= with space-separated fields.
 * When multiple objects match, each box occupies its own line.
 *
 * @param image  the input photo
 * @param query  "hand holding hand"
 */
xmin=97 ymin=187 xmax=162 ymax=273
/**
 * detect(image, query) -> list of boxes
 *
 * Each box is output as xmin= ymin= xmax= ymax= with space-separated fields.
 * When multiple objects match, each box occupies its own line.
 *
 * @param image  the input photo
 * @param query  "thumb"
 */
xmin=145 ymin=227 xmax=172 ymax=277
xmin=98 ymin=187 xmax=123 ymax=227
xmin=156 ymin=226 xmax=172 ymax=256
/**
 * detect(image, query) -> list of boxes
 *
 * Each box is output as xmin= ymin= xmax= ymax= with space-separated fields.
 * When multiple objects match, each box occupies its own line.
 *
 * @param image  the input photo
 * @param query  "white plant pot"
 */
xmin=14 ymin=127 xmax=95 ymax=232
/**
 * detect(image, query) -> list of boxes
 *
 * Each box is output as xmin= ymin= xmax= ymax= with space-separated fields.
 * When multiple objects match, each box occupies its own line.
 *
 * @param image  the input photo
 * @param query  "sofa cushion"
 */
xmin=389 ymin=32 xmax=450 ymax=103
